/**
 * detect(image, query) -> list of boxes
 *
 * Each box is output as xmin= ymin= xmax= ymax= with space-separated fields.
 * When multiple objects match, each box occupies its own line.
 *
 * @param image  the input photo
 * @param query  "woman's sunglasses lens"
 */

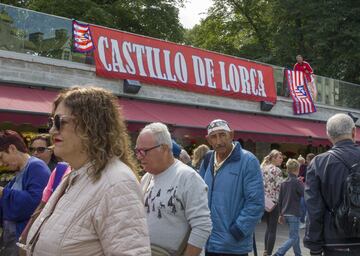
xmin=54 ymin=115 xmax=61 ymax=130
xmin=48 ymin=115 xmax=62 ymax=130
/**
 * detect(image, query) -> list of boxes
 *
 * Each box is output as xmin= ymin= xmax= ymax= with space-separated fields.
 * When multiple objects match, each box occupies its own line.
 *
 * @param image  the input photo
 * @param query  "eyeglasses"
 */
xmin=135 ymin=144 xmax=161 ymax=158
xmin=48 ymin=114 xmax=74 ymax=131
xmin=29 ymin=147 xmax=49 ymax=154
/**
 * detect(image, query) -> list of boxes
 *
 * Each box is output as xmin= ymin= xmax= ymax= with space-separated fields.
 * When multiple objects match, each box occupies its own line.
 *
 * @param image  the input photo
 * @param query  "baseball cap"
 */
xmin=207 ymin=119 xmax=231 ymax=135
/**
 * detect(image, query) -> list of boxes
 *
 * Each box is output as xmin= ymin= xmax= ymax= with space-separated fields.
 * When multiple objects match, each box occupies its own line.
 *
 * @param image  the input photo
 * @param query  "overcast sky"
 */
xmin=179 ymin=0 xmax=213 ymax=29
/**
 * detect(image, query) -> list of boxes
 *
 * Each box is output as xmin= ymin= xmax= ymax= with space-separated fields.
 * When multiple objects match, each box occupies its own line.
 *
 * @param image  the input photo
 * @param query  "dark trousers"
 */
xmin=324 ymin=246 xmax=360 ymax=256
xmin=263 ymin=205 xmax=279 ymax=255
xmin=0 ymin=220 xmax=19 ymax=256
xmin=206 ymin=253 xmax=248 ymax=256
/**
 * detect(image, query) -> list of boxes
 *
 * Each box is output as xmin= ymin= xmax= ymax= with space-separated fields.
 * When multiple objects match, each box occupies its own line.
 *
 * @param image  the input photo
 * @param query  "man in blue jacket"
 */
xmin=0 ymin=130 xmax=50 ymax=255
xmin=200 ymin=119 xmax=264 ymax=256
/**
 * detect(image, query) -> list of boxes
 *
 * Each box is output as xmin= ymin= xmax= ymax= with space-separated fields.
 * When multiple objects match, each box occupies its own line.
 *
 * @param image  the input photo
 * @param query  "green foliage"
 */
xmin=23 ymin=0 xmax=185 ymax=42
xmin=185 ymin=0 xmax=360 ymax=84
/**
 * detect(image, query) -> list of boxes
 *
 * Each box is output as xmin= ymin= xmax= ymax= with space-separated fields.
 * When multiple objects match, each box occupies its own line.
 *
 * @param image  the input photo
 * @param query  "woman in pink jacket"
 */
xmin=22 ymin=86 xmax=151 ymax=256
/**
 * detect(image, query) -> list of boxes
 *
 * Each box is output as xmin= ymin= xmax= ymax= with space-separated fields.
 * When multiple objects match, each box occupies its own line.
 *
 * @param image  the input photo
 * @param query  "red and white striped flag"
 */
xmin=72 ymin=20 xmax=94 ymax=53
xmin=285 ymin=69 xmax=316 ymax=115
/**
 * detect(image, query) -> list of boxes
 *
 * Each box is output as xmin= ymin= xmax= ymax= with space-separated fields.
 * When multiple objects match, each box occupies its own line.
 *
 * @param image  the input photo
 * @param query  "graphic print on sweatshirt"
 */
xmin=144 ymin=185 xmax=185 ymax=218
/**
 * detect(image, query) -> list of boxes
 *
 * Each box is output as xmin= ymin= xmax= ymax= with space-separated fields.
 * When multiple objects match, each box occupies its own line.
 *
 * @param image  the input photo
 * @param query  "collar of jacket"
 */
xmin=333 ymin=139 xmax=355 ymax=148
xmin=210 ymin=141 xmax=242 ymax=166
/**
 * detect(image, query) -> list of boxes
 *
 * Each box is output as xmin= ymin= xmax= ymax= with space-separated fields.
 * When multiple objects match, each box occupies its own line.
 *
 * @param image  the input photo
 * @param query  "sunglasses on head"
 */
xmin=48 ymin=114 xmax=74 ymax=131
xmin=29 ymin=147 xmax=49 ymax=154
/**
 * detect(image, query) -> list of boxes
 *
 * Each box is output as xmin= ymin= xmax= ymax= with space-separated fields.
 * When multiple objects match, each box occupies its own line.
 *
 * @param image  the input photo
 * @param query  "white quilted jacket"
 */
xmin=26 ymin=158 xmax=151 ymax=256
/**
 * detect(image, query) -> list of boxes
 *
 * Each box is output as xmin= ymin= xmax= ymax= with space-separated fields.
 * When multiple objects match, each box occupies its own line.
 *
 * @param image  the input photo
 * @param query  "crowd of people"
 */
xmin=0 ymin=85 xmax=359 ymax=256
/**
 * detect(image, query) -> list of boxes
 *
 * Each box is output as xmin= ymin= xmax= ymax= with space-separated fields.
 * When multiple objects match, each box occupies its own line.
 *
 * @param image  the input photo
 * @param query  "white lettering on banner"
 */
xmin=229 ymin=64 xmax=240 ymax=92
xmin=111 ymin=39 xmax=126 ymax=73
xmin=239 ymin=65 xmax=251 ymax=95
xmin=132 ymin=43 xmax=147 ymax=77
xmin=163 ymin=50 xmax=177 ymax=82
xmin=153 ymin=48 xmax=167 ymax=80
xmin=219 ymin=61 xmax=230 ymax=91
xmin=205 ymin=58 xmax=216 ymax=88
xmin=96 ymin=36 xmax=268 ymax=97
xmin=174 ymin=52 xmax=188 ymax=83
xmin=192 ymin=56 xmax=206 ymax=86
xmin=257 ymin=71 xmax=267 ymax=97
xmin=145 ymin=46 xmax=157 ymax=79
xmin=98 ymin=37 xmax=112 ymax=71
xmin=122 ymin=41 xmax=136 ymax=74
xmin=218 ymin=61 xmax=267 ymax=97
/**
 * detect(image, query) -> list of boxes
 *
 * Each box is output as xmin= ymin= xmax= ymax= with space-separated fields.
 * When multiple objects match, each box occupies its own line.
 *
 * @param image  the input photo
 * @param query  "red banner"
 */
xmin=91 ymin=25 xmax=277 ymax=103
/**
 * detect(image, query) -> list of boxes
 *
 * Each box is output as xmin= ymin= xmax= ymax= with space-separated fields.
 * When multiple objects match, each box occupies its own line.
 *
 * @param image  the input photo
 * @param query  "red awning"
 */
xmin=0 ymin=84 xmax=359 ymax=145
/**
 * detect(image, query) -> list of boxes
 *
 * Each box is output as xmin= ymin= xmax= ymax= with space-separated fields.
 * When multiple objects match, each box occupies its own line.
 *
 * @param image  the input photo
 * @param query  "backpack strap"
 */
xmin=52 ymin=162 xmax=69 ymax=193
xmin=328 ymin=150 xmax=352 ymax=171
xmin=321 ymin=150 xmax=357 ymax=215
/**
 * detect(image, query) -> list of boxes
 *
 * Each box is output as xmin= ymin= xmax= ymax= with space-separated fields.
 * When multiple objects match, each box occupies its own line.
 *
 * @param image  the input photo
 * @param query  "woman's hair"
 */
xmin=0 ymin=130 xmax=27 ymax=153
xmin=306 ymin=153 xmax=315 ymax=164
xmin=31 ymin=134 xmax=52 ymax=147
xmin=52 ymin=86 xmax=138 ymax=181
xmin=286 ymin=158 xmax=300 ymax=173
xmin=261 ymin=149 xmax=282 ymax=168
xmin=192 ymin=144 xmax=210 ymax=169
xmin=297 ymin=155 xmax=305 ymax=165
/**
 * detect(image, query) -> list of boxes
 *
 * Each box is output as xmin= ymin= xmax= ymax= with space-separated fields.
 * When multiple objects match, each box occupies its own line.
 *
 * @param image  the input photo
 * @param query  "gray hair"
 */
xmin=140 ymin=122 xmax=172 ymax=149
xmin=326 ymin=113 xmax=355 ymax=140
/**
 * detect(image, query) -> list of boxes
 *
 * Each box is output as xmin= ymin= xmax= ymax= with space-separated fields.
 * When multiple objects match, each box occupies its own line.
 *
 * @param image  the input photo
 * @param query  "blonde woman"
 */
xmin=24 ymin=87 xmax=151 ymax=255
xmin=191 ymin=144 xmax=210 ymax=171
xmin=261 ymin=149 xmax=284 ymax=256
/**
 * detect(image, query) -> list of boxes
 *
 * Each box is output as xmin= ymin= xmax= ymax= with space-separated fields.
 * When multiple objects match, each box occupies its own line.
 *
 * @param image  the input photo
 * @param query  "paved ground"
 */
xmin=251 ymin=221 xmax=310 ymax=256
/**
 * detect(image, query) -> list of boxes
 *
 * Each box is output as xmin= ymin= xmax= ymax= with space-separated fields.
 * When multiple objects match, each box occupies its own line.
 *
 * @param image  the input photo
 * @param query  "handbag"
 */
xmin=265 ymin=196 xmax=276 ymax=212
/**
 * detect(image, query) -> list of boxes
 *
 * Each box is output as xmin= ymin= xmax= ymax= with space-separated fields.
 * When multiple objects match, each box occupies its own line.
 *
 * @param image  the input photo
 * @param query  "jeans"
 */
xmin=0 ymin=220 xmax=19 ymax=256
xmin=263 ymin=205 xmax=279 ymax=255
xmin=274 ymin=216 xmax=301 ymax=256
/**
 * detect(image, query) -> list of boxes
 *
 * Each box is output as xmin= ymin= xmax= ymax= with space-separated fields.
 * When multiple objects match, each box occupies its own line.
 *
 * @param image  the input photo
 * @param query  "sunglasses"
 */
xmin=29 ymin=147 xmax=49 ymax=154
xmin=135 ymin=144 xmax=161 ymax=158
xmin=48 ymin=114 xmax=74 ymax=131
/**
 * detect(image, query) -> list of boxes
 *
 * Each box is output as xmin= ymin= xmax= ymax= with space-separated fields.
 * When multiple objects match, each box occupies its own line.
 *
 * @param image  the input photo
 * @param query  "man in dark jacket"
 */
xmin=304 ymin=113 xmax=360 ymax=256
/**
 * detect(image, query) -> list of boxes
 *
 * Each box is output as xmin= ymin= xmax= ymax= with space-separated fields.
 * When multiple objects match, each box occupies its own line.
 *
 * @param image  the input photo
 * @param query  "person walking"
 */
xmin=273 ymin=159 xmax=304 ymax=256
xmin=261 ymin=150 xmax=284 ymax=256
xmin=304 ymin=113 xmax=360 ymax=256
xmin=0 ymin=130 xmax=50 ymax=256
xmin=200 ymin=119 xmax=264 ymax=256
xmin=23 ymin=86 xmax=151 ymax=255
xmin=137 ymin=122 xmax=212 ymax=256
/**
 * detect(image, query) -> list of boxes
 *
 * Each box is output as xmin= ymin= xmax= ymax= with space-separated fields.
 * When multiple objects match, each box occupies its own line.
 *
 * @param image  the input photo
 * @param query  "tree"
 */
xmin=185 ymin=0 xmax=360 ymax=85
xmin=23 ymin=0 xmax=185 ymax=42
xmin=185 ymin=0 xmax=273 ymax=62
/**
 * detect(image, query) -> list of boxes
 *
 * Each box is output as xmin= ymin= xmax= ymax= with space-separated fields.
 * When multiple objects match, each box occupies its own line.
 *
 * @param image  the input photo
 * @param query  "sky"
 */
xmin=179 ymin=0 xmax=213 ymax=29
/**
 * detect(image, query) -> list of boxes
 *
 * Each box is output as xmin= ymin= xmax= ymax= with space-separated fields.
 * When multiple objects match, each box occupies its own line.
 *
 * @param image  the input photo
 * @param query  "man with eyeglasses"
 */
xmin=0 ymin=130 xmax=50 ymax=256
xmin=136 ymin=122 xmax=212 ymax=256
xmin=199 ymin=119 xmax=264 ymax=256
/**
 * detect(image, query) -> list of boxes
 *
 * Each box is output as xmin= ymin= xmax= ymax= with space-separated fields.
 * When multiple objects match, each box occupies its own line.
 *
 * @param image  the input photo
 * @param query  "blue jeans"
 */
xmin=274 ymin=216 xmax=302 ymax=256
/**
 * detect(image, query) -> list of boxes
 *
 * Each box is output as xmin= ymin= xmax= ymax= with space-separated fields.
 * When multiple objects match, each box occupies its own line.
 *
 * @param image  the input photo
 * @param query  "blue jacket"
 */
xmin=0 ymin=157 xmax=50 ymax=238
xmin=200 ymin=142 xmax=264 ymax=254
